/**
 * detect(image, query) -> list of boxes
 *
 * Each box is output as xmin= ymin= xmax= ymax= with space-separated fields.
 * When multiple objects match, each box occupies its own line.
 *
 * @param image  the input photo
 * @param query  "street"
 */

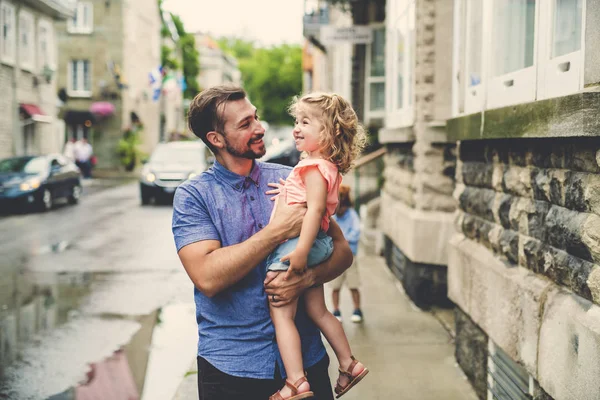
xmin=0 ymin=182 xmax=197 ymax=399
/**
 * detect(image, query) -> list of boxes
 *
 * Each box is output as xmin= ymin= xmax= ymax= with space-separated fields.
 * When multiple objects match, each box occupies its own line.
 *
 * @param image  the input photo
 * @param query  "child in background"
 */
xmin=266 ymin=93 xmax=369 ymax=400
xmin=331 ymin=185 xmax=364 ymax=323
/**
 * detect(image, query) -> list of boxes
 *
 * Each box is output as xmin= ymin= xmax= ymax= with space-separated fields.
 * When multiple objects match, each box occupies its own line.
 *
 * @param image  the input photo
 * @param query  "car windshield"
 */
xmin=150 ymin=146 xmax=204 ymax=164
xmin=0 ymin=157 xmax=47 ymax=174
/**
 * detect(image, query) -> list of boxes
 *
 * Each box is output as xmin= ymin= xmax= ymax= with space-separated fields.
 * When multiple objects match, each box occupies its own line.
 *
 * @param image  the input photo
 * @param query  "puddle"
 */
xmin=0 ymin=267 xmax=196 ymax=400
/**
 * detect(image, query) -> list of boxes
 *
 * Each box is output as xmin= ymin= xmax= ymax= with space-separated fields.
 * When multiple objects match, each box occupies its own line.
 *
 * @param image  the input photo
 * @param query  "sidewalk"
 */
xmin=172 ymin=253 xmax=477 ymax=400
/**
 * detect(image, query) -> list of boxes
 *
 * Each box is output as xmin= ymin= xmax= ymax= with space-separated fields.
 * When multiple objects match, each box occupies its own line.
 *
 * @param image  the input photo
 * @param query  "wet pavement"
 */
xmin=0 ymin=182 xmax=197 ymax=399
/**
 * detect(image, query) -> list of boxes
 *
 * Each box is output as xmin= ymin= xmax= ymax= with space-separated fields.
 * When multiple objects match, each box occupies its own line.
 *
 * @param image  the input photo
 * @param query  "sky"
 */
xmin=162 ymin=0 xmax=305 ymax=46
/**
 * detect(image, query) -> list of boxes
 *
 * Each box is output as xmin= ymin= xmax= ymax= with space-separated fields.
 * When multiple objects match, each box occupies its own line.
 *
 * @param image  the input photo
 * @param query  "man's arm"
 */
xmin=178 ymin=189 xmax=306 ymax=297
xmin=264 ymin=218 xmax=353 ymax=307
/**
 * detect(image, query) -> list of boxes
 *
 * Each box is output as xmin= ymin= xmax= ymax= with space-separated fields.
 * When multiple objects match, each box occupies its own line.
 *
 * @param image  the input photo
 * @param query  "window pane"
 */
xmin=467 ymin=0 xmax=483 ymax=86
xmin=493 ymin=0 xmax=536 ymax=76
xmin=83 ymin=61 xmax=90 ymax=91
xmin=40 ymin=26 xmax=48 ymax=67
xmin=396 ymin=29 xmax=404 ymax=109
xmin=72 ymin=61 xmax=78 ymax=90
xmin=370 ymin=27 xmax=385 ymax=77
xmin=552 ymin=0 xmax=582 ymax=58
xmin=369 ymin=82 xmax=385 ymax=111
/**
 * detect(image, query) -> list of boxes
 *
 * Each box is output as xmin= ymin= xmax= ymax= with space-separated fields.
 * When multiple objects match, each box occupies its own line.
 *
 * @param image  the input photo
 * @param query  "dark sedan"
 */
xmin=0 ymin=155 xmax=82 ymax=212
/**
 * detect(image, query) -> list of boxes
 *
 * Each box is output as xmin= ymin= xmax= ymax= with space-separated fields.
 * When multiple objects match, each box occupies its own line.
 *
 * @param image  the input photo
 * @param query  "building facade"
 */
xmin=312 ymin=0 xmax=600 ymax=398
xmin=449 ymin=0 xmax=600 ymax=399
xmin=55 ymin=0 xmax=161 ymax=169
xmin=194 ymin=33 xmax=241 ymax=91
xmin=0 ymin=0 xmax=75 ymax=159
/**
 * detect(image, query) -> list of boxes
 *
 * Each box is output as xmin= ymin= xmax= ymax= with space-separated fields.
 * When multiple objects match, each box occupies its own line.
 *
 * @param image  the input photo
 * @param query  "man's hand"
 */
xmin=264 ymin=269 xmax=314 ymax=307
xmin=268 ymin=186 xmax=306 ymax=240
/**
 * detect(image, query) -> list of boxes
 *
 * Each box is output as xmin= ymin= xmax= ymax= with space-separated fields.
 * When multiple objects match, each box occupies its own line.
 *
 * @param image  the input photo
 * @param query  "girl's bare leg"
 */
xmin=270 ymin=297 xmax=311 ymax=397
xmin=304 ymin=286 xmax=365 ymax=387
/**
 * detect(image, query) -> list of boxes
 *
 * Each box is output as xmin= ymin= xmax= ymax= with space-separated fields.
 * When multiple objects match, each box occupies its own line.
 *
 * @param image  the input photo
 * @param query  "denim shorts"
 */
xmin=266 ymin=231 xmax=334 ymax=272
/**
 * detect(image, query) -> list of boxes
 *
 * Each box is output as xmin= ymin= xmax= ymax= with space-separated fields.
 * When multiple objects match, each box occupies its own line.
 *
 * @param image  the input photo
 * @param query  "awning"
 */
xmin=63 ymin=110 xmax=96 ymax=125
xmin=19 ymin=103 xmax=52 ymax=123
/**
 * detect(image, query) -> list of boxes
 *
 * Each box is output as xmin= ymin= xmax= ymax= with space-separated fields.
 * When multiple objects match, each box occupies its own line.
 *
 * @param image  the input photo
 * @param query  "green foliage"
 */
xmin=161 ymin=45 xmax=179 ymax=70
xmin=117 ymin=125 xmax=144 ymax=171
xmin=157 ymin=2 xmax=200 ymax=99
xmin=218 ymin=38 xmax=302 ymax=125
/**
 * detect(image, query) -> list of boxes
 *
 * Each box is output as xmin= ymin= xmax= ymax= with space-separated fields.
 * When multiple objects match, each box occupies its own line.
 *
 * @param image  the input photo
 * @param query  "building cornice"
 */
xmin=20 ymin=0 xmax=76 ymax=20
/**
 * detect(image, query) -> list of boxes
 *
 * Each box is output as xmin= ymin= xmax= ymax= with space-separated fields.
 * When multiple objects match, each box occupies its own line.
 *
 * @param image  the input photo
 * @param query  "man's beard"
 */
xmin=224 ymin=136 xmax=266 ymax=159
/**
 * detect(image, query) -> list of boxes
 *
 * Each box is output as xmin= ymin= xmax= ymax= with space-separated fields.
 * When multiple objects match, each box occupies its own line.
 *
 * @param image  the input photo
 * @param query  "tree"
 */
xmin=158 ymin=1 xmax=200 ymax=99
xmin=219 ymin=38 xmax=302 ymax=125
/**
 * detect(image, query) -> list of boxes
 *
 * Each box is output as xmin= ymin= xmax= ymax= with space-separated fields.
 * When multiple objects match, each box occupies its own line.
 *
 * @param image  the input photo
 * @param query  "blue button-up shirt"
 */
xmin=172 ymin=159 xmax=326 ymax=379
xmin=332 ymin=208 xmax=360 ymax=255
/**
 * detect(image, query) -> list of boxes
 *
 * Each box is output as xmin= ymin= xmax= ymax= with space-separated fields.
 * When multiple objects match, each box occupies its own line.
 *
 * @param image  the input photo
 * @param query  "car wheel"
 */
xmin=38 ymin=189 xmax=53 ymax=212
xmin=68 ymin=184 xmax=82 ymax=204
xmin=140 ymin=185 xmax=152 ymax=205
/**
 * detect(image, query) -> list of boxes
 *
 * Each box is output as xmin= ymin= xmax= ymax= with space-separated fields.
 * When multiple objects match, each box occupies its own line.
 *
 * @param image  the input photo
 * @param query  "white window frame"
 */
xmin=38 ymin=19 xmax=55 ymax=71
xmin=67 ymin=2 xmax=93 ymax=34
xmin=463 ymin=0 xmax=490 ymax=114
xmin=487 ymin=0 xmax=539 ymax=109
xmin=385 ymin=0 xmax=415 ymax=128
xmin=68 ymin=59 xmax=92 ymax=97
xmin=0 ymin=1 xmax=16 ymax=65
xmin=537 ymin=0 xmax=585 ymax=100
xmin=18 ymin=9 xmax=34 ymax=72
xmin=365 ymin=23 xmax=386 ymax=123
xmin=453 ymin=0 xmax=585 ymax=116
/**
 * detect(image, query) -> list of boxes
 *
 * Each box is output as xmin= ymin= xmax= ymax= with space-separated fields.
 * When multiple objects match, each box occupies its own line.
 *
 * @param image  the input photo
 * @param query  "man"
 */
xmin=172 ymin=85 xmax=353 ymax=400
xmin=74 ymin=138 xmax=93 ymax=178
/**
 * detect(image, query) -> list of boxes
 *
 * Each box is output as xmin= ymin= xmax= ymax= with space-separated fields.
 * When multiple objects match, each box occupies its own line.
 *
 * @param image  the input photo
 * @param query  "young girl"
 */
xmin=266 ymin=92 xmax=368 ymax=400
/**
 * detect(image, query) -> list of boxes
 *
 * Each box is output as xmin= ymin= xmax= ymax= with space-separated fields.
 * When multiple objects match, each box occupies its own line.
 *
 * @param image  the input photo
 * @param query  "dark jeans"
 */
xmin=197 ymin=354 xmax=334 ymax=400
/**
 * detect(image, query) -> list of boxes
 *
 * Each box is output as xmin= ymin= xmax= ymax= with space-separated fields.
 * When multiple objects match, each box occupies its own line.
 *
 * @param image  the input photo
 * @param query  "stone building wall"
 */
xmin=379 ymin=0 xmax=457 ymax=308
xmin=449 ymin=135 xmax=600 ymax=400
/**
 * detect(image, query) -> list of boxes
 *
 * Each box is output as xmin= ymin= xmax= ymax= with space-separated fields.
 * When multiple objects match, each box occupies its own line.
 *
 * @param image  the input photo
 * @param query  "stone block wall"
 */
xmin=455 ymin=137 xmax=600 ymax=304
xmin=451 ymin=136 xmax=600 ymax=400
xmin=380 ymin=0 xmax=457 ymax=309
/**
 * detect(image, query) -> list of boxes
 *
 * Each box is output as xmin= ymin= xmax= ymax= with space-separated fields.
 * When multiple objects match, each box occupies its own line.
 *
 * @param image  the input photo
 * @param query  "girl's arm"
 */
xmin=280 ymin=166 xmax=328 ymax=278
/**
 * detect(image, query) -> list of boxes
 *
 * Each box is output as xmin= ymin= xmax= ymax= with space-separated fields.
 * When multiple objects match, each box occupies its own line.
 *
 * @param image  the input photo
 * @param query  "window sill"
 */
xmin=67 ymin=29 xmax=93 ymax=35
xmin=68 ymin=91 xmax=93 ymax=98
xmin=447 ymin=91 xmax=600 ymax=141
xmin=0 ymin=57 xmax=15 ymax=67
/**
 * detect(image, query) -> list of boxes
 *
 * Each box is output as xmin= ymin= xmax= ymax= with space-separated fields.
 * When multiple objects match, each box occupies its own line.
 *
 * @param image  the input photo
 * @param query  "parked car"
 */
xmin=260 ymin=137 xmax=301 ymax=167
xmin=0 ymin=155 xmax=82 ymax=212
xmin=140 ymin=141 xmax=207 ymax=204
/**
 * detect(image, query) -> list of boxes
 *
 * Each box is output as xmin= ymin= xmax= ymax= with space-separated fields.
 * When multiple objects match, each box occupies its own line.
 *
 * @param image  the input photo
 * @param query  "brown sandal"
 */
xmin=269 ymin=376 xmax=314 ymax=400
xmin=334 ymin=356 xmax=369 ymax=398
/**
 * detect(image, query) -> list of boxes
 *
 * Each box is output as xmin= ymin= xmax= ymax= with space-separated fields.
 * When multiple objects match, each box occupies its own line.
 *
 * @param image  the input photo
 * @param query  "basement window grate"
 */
xmin=487 ymin=341 xmax=533 ymax=400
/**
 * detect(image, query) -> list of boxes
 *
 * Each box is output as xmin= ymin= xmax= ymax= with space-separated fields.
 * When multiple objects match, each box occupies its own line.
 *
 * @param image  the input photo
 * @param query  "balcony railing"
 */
xmin=303 ymin=7 xmax=330 ymax=38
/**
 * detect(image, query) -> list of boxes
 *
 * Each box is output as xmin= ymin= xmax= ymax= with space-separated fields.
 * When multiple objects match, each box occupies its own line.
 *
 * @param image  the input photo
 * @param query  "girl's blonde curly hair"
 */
xmin=288 ymin=92 xmax=367 ymax=174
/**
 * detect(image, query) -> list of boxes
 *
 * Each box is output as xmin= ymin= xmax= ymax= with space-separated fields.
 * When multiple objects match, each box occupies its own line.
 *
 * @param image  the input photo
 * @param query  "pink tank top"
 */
xmin=284 ymin=158 xmax=341 ymax=232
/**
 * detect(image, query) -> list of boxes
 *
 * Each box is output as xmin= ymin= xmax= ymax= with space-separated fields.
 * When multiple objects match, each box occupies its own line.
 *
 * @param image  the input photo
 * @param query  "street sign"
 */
xmin=320 ymin=26 xmax=373 ymax=45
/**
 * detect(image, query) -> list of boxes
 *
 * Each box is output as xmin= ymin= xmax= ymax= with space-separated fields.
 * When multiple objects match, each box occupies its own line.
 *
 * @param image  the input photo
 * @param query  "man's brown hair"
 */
xmin=187 ymin=85 xmax=247 ymax=152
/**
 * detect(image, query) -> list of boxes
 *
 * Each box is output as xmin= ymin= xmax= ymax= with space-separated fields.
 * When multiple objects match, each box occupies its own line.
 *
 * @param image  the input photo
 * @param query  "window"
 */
xmin=454 ymin=0 xmax=585 ymax=115
xmin=385 ymin=0 xmax=414 ymax=127
xmin=38 ymin=19 xmax=55 ymax=71
xmin=67 ymin=2 xmax=93 ymax=34
xmin=463 ymin=0 xmax=486 ymax=113
xmin=68 ymin=60 xmax=91 ymax=96
xmin=488 ymin=0 xmax=537 ymax=109
xmin=0 ymin=1 xmax=16 ymax=65
xmin=18 ymin=10 xmax=34 ymax=71
xmin=365 ymin=24 xmax=386 ymax=122
xmin=537 ymin=0 xmax=584 ymax=99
